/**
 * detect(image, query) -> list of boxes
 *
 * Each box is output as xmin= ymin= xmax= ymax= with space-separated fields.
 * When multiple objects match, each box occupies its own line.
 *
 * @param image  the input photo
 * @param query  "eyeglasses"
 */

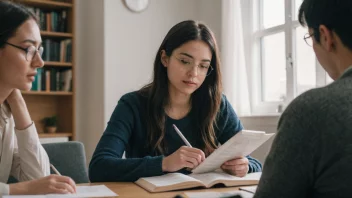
xmin=303 ymin=33 xmax=314 ymax=47
xmin=5 ymin=42 xmax=44 ymax=61
xmin=174 ymin=56 xmax=214 ymax=76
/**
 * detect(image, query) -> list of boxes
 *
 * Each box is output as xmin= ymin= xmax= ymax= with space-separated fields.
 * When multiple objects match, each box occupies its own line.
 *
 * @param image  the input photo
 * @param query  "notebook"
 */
xmin=192 ymin=130 xmax=274 ymax=174
xmin=135 ymin=172 xmax=261 ymax=193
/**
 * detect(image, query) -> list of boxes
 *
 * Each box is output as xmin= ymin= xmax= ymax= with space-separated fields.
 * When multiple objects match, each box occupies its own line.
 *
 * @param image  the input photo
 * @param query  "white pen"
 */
xmin=50 ymin=164 xmax=61 ymax=176
xmin=172 ymin=124 xmax=192 ymax=148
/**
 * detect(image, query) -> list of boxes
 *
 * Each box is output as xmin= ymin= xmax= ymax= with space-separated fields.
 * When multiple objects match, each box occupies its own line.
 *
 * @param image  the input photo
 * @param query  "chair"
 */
xmin=7 ymin=141 xmax=89 ymax=184
xmin=42 ymin=141 xmax=89 ymax=183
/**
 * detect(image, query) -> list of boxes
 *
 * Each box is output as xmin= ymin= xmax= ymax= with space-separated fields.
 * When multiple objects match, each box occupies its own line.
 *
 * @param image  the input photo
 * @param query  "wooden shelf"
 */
xmin=15 ymin=0 xmax=73 ymax=9
xmin=44 ymin=61 xmax=72 ymax=67
xmin=41 ymin=31 xmax=73 ymax=38
xmin=22 ymin=91 xmax=73 ymax=96
xmin=39 ymin=133 xmax=73 ymax=138
xmin=19 ymin=0 xmax=76 ymax=141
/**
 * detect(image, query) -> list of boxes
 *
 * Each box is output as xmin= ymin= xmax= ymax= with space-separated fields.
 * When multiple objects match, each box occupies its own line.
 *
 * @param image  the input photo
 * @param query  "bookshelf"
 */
xmin=13 ymin=0 xmax=76 ymax=140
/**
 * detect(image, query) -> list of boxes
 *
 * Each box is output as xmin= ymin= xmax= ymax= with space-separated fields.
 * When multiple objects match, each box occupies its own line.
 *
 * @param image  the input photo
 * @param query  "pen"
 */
xmin=50 ymin=164 xmax=61 ymax=176
xmin=172 ymin=124 xmax=192 ymax=148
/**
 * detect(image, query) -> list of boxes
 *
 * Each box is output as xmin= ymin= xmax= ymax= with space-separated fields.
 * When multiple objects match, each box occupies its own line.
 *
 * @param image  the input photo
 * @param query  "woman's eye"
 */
xmin=180 ymin=59 xmax=190 ymax=64
xmin=200 ymin=65 xmax=210 ymax=69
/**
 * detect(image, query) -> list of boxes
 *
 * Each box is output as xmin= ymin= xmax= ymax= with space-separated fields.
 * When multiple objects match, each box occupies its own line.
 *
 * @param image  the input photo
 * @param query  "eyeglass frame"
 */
xmin=5 ymin=42 xmax=44 ymax=61
xmin=173 ymin=55 xmax=214 ymax=76
xmin=303 ymin=33 xmax=314 ymax=47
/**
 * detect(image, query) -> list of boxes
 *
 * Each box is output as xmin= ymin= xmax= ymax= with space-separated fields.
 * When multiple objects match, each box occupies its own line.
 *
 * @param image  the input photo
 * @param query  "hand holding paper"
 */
xmin=192 ymin=130 xmax=274 ymax=174
xmin=221 ymin=156 xmax=249 ymax=177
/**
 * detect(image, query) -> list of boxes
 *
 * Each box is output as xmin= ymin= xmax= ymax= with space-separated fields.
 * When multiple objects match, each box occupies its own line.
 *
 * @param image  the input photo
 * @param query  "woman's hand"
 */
xmin=6 ymin=89 xmax=24 ymax=106
xmin=5 ymin=89 xmax=32 ymax=130
xmin=162 ymin=146 xmax=205 ymax=172
xmin=221 ymin=156 xmax=249 ymax=177
xmin=9 ymin=175 xmax=76 ymax=195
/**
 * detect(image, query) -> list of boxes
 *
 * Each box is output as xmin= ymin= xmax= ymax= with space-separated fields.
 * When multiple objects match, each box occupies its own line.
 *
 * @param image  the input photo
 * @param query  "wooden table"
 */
xmin=82 ymin=182 xmax=245 ymax=198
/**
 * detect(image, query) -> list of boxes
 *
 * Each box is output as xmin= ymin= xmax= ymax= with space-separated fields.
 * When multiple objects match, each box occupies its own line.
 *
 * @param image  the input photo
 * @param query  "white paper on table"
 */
xmin=3 ymin=185 xmax=118 ymax=198
xmin=184 ymin=190 xmax=253 ymax=198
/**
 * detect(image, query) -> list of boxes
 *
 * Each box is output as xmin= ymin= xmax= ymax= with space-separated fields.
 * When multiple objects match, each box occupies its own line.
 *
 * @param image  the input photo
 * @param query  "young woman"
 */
xmin=0 ymin=1 xmax=76 ymax=195
xmin=89 ymin=20 xmax=262 ymax=182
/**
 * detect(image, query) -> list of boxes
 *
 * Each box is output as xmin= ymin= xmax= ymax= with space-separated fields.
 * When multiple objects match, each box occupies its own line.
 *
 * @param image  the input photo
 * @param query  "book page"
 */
xmin=139 ymin=173 xmax=201 ymax=187
xmin=193 ymin=130 xmax=274 ymax=174
xmin=189 ymin=172 xmax=261 ymax=187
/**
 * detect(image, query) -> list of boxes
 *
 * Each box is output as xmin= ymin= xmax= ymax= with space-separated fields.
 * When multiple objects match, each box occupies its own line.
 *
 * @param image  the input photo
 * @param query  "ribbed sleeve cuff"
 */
xmin=145 ymin=155 xmax=164 ymax=176
xmin=0 ymin=183 xmax=9 ymax=195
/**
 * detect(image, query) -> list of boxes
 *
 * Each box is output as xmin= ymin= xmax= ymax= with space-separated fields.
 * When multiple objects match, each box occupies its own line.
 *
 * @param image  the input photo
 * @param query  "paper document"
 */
xmin=184 ymin=190 xmax=253 ymax=198
xmin=240 ymin=186 xmax=257 ymax=193
xmin=3 ymin=185 xmax=118 ymax=198
xmin=192 ymin=130 xmax=274 ymax=174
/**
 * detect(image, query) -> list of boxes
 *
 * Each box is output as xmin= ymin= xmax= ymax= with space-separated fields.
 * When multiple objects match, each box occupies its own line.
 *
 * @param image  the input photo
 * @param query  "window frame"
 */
xmin=247 ymin=0 xmax=327 ymax=115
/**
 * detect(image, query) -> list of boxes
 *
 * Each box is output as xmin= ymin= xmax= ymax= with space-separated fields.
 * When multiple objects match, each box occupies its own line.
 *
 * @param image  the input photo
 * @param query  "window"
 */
xmin=248 ymin=0 xmax=330 ymax=115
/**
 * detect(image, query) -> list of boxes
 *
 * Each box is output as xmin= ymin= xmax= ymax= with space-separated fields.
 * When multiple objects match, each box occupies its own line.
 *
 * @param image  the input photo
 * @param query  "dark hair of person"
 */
xmin=299 ymin=0 xmax=352 ymax=50
xmin=0 ymin=0 xmax=37 ymax=48
xmin=139 ymin=20 xmax=222 ymax=156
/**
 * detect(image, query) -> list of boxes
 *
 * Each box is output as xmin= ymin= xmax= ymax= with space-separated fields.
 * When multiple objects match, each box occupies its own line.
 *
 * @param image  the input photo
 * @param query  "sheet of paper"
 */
xmin=184 ymin=190 xmax=253 ymax=198
xmin=193 ymin=130 xmax=274 ymax=174
xmin=3 ymin=185 xmax=118 ymax=198
xmin=240 ymin=186 xmax=257 ymax=193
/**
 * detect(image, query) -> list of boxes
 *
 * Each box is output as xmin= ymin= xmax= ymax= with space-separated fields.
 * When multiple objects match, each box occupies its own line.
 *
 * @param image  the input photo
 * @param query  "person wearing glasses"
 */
xmin=254 ymin=0 xmax=352 ymax=198
xmin=0 ymin=1 xmax=76 ymax=195
xmin=89 ymin=20 xmax=262 ymax=182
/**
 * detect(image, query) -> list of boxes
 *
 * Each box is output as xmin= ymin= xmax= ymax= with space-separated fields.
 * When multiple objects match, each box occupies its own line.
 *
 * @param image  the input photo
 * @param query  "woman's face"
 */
xmin=0 ymin=19 xmax=44 ymax=91
xmin=162 ymin=40 xmax=213 ymax=96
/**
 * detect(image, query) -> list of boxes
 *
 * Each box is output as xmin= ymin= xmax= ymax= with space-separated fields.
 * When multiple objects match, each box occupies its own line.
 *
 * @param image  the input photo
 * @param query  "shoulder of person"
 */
xmin=219 ymin=94 xmax=230 ymax=111
xmin=280 ymin=85 xmax=337 ymax=126
xmin=119 ymin=91 xmax=146 ymax=105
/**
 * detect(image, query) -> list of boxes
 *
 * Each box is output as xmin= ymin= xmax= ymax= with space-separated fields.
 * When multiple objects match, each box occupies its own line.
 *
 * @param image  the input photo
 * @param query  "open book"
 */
xmin=192 ymin=130 xmax=274 ymax=174
xmin=135 ymin=172 xmax=261 ymax=193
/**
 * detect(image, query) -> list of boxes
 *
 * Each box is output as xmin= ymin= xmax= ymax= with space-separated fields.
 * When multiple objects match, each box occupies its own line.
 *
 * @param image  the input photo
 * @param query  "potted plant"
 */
xmin=42 ymin=116 xmax=57 ymax=133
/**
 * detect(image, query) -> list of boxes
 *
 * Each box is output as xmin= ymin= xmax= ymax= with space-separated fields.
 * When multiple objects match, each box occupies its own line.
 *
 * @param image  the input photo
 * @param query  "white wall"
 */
xmin=76 ymin=0 xmax=222 ymax=163
xmin=75 ymin=0 xmax=105 ymax=163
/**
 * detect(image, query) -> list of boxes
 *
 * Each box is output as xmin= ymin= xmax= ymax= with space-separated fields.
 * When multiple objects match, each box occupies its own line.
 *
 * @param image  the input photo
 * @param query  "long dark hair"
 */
xmin=0 ymin=1 xmax=37 ymax=48
xmin=139 ymin=20 xmax=222 ymax=156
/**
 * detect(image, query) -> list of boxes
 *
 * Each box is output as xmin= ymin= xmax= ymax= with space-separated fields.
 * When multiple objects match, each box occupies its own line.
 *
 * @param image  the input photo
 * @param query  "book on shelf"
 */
xmin=135 ymin=171 xmax=261 ymax=193
xmin=31 ymin=68 xmax=72 ymax=92
xmin=42 ymin=39 xmax=72 ymax=62
xmin=27 ymin=7 xmax=67 ymax=33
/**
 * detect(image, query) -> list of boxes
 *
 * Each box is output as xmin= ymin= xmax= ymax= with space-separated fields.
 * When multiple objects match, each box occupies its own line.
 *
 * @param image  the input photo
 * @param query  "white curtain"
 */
xmin=221 ymin=0 xmax=251 ymax=116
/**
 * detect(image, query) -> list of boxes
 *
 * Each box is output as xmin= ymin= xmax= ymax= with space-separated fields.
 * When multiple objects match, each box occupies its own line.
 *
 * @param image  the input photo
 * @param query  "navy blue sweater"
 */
xmin=89 ymin=91 xmax=262 ymax=182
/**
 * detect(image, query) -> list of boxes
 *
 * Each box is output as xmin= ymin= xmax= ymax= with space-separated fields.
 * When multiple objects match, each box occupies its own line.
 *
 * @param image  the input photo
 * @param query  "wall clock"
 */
xmin=124 ymin=0 xmax=150 ymax=13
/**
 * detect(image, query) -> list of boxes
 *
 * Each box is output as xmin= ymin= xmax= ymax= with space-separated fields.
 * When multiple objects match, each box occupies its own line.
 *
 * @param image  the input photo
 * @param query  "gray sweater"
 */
xmin=254 ymin=67 xmax=352 ymax=198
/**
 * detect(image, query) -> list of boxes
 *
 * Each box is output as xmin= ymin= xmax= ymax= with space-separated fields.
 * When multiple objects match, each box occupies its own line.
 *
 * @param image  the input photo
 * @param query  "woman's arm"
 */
xmin=7 ymin=90 xmax=50 ymax=181
xmin=89 ymin=96 xmax=165 ymax=182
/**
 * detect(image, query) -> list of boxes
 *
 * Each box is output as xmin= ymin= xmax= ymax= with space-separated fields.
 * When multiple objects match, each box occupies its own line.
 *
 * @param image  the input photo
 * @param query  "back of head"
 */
xmin=0 ymin=0 xmax=36 ymax=48
xmin=299 ymin=0 xmax=352 ymax=50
